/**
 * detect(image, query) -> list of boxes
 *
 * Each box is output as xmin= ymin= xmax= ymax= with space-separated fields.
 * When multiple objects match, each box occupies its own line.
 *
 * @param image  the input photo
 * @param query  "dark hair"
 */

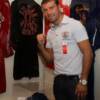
xmin=32 ymin=92 xmax=48 ymax=100
xmin=41 ymin=0 xmax=58 ymax=5
xmin=27 ymin=92 xmax=48 ymax=100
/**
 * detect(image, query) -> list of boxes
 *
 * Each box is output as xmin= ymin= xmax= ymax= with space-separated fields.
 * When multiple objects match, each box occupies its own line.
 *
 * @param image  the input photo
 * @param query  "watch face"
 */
xmin=81 ymin=79 xmax=87 ymax=85
xmin=79 ymin=79 xmax=87 ymax=85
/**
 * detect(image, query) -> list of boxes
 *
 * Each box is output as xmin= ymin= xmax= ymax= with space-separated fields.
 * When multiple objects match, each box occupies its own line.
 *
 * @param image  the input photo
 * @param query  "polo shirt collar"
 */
xmin=51 ymin=15 xmax=69 ymax=28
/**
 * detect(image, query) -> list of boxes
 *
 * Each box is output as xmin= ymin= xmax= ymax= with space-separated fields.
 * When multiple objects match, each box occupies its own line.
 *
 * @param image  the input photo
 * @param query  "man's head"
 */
xmin=41 ymin=0 xmax=62 ymax=24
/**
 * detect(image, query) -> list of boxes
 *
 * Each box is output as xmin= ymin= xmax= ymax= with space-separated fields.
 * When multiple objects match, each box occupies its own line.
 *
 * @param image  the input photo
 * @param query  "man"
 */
xmin=44 ymin=0 xmax=70 ymax=69
xmin=37 ymin=0 xmax=93 ymax=100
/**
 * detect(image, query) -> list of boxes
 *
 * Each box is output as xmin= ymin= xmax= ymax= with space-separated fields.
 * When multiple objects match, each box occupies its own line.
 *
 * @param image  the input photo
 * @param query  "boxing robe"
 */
xmin=11 ymin=0 xmax=43 ymax=80
xmin=0 ymin=0 xmax=13 ymax=93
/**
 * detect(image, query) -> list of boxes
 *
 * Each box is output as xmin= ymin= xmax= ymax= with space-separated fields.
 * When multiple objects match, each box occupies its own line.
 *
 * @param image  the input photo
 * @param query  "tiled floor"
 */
xmin=0 ymin=66 xmax=55 ymax=100
xmin=0 ymin=55 xmax=55 ymax=100
xmin=13 ymin=82 xmax=38 ymax=99
xmin=0 ymin=82 xmax=37 ymax=100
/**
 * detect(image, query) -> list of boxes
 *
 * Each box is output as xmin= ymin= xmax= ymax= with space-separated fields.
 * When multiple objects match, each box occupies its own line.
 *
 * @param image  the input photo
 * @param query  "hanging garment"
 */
xmin=85 ymin=17 xmax=96 ymax=100
xmin=92 ymin=0 xmax=100 ymax=50
xmin=0 ymin=50 xmax=6 ymax=93
xmin=0 ymin=0 xmax=12 ymax=93
xmin=10 ymin=0 xmax=43 ymax=80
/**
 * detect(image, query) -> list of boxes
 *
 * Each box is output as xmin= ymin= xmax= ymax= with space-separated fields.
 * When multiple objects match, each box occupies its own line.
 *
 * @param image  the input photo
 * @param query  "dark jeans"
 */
xmin=53 ymin=74 xmax=79 ymax=100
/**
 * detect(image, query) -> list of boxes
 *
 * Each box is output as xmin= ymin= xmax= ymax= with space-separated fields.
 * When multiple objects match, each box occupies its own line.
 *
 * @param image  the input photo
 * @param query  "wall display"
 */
xmin=7 ymin=0 xmax=100 ymax=100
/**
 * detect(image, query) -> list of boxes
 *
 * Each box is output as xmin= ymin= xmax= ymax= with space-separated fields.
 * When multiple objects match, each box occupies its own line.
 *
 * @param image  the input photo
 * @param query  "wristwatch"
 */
xmin=79 ymin=79 xmax=87 ymax=85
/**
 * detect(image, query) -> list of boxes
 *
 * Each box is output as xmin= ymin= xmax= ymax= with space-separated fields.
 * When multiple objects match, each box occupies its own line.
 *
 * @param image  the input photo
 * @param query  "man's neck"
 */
xmin=54 ymin=13 xmax=64 ymax=25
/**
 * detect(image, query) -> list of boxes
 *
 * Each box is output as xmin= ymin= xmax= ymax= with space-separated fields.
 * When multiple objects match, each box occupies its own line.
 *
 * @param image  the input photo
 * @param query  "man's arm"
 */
xmin=78 ymin=39 xmax=93 ymax=80
xmin=37 ymin=34 xmax=54 ymax=63
xmin=75 ymin=39 xmax=93 ymax=97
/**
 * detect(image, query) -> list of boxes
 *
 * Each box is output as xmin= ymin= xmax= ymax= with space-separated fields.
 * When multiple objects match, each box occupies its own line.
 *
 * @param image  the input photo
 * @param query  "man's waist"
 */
xmin=54 ymin=70 xmax=81 ymax=76
xmin=54 ymin=74 xmax=79 ymax=80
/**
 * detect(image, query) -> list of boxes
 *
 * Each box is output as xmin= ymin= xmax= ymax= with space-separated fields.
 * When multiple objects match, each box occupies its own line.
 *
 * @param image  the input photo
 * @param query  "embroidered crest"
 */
xmin=62 ymin=31 xmax=69 ymax=39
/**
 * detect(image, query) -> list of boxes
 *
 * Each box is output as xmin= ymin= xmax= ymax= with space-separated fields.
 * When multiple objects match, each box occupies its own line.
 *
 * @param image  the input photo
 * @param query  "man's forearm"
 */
xmin=38 ymin=43 xmax=54 ymax=63
xmin=80 ymin=49 xmax=93 ymax=80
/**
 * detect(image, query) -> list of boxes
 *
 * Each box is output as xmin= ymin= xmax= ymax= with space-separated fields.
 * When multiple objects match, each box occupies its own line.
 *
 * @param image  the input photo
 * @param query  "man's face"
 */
xmin=42 ymin=0 xmax=60 ymax=23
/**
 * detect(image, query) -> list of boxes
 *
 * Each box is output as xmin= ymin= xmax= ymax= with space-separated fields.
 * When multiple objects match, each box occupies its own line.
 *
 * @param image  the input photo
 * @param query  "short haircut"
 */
xmin=41 ymin=0 xmax=59 ymax=5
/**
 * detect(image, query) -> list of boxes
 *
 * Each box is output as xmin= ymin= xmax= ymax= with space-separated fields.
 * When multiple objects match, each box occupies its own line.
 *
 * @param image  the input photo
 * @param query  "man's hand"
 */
xmin=75 ymin=82 xmax=88 ymax=99
xmin=37 ymin=34 xmax=46 ymax=45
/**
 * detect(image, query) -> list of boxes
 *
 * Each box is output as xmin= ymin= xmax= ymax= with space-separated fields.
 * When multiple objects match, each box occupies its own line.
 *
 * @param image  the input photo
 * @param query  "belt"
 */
xmin=55 ymin=74 xmax=79 ymax=80
xmin=66 ymin=75 xmax=79 ymax=79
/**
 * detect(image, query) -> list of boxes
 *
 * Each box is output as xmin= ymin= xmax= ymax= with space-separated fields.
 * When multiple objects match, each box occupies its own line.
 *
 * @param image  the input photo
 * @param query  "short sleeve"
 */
xmin=72 ymin=21 xmax=88 ymax=42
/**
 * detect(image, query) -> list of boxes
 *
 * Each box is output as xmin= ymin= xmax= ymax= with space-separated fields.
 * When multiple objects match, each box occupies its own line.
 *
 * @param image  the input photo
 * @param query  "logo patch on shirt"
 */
xmin=62 ymin=31 xmax=69 ymax=39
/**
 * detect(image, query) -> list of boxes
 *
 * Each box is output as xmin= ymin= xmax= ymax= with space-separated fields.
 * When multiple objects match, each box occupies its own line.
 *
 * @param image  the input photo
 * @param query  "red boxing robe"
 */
xmin=0 ymin=0 xmax=13 ymax=93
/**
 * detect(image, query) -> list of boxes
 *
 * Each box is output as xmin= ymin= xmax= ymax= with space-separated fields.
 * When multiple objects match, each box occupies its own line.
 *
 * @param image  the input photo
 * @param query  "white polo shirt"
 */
xmin=46 ymin=15 xmax=88 ymax=76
